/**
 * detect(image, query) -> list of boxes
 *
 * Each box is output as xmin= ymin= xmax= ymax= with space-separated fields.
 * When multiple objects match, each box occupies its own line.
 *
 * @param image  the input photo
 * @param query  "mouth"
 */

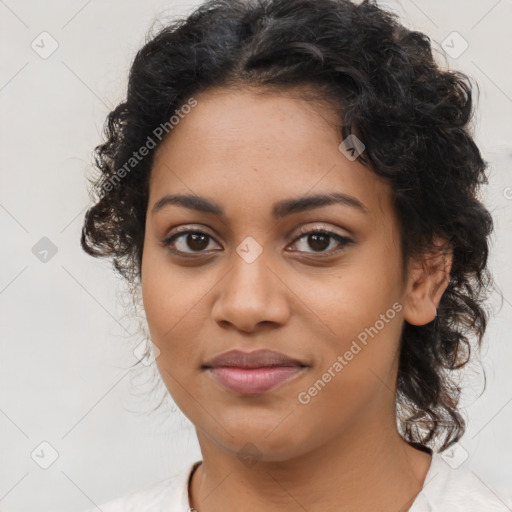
xmin=205 ymin=366 xmax=307 ymax=394
xmin=202 ymin=349 xmax=308 ymax=395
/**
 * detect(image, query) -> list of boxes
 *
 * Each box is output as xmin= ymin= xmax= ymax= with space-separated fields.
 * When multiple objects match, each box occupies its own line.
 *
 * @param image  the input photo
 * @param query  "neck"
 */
xmin=189 ymin=415 xmax=432 ymax=512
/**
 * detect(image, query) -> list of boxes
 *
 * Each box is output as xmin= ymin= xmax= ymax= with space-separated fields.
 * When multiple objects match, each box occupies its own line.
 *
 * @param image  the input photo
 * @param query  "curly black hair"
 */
xmin=81 ymin=0 xmax=496 ymax=451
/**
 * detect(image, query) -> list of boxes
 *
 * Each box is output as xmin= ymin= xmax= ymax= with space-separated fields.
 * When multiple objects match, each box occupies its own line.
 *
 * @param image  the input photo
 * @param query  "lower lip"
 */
xmin=207 ymin=366 xmax=306 ymax=394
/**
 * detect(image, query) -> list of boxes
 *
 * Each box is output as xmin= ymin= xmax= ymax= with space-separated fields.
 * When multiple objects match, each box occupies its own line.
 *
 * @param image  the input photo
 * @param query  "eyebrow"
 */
xmin=151 ymin=192 xmax=369 ymax=219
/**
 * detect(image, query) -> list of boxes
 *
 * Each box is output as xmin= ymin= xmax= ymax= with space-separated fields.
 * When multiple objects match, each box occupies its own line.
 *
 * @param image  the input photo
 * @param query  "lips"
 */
xmin=203 ymin=349 xmax=308 ymax=395
xmin=203 ymin=349 xmax=306 ymax=369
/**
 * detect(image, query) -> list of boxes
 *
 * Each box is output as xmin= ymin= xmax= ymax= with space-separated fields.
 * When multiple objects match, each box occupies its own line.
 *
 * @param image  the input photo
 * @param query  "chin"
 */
xmin=206 ymin=419 xmax=309 ymax=460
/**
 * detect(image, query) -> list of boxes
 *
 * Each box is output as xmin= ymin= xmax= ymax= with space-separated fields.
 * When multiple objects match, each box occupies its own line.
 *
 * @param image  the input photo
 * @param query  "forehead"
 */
xmin=149 ymin=86 xmax=395 ymax=223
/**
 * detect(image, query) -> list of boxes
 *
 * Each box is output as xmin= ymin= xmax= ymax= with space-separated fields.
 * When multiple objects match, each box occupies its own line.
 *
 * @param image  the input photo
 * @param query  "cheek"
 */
xmin=293 ymin=247 xmax=403 ymax=346
xmin=142 ymin=246 xmax=205 ymax=337
xmin=294 ymin=288 xmax=403 ymax=431
xmin=291 ymin=240 xmax=404 ymax=398
xmin=140 ymin=247 xmax=219 ymax=386
xmin=141 ymin=251 xmax=189 ymax=370
xmin=141 ymin=254 xmax=206 ymax=416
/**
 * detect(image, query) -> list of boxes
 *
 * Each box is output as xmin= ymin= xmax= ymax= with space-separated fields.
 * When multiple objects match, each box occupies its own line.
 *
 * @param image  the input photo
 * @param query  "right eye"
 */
xmin=161 ymin=229 xmax=222 ymax=256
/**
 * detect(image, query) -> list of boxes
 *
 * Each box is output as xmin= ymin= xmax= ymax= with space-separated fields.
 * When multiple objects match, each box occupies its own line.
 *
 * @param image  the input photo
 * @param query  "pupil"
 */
xmin=188 ymin=233 xmax=209 ymax=251
xmin=309 ymin=233 xmax=329 ymax=251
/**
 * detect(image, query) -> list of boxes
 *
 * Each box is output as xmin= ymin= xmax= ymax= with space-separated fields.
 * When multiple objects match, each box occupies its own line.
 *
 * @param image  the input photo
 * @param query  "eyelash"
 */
xmin=161 ymin=226 xmax=353 ymax=258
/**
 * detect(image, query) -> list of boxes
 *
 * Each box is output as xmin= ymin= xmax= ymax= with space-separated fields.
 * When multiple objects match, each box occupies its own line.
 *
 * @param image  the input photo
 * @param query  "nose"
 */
xmin=211 ymin=249 xmax=291 ymax=334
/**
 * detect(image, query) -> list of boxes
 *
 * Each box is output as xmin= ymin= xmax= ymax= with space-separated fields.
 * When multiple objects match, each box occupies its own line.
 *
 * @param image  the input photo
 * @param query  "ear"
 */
xmin=402 ymin=237 xmax=453 ymax=326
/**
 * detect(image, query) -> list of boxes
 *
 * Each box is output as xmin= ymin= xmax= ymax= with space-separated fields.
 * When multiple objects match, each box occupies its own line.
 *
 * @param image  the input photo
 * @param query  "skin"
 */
xmin=141 ymin=86 xmax=452 ymax=512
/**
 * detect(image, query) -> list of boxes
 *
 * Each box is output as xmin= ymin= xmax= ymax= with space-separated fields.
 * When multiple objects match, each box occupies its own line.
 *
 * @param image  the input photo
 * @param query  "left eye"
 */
xmin=289 ymin=229 xmax=353 ymax=255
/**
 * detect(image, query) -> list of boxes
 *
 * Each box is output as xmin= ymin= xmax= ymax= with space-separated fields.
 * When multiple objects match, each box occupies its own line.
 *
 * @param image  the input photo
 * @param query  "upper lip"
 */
xmin=203 ymin=349 xmax=307 ymax=369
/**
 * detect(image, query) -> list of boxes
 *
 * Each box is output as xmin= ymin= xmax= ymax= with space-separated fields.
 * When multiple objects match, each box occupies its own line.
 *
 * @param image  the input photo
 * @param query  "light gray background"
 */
xmin=1 ymin=1 xmax=511 ymax=510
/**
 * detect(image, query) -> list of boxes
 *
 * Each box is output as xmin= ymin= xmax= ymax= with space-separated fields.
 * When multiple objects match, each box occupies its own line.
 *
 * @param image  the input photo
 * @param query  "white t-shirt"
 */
xmin=85 ymin=453 xmax=512 ymax=511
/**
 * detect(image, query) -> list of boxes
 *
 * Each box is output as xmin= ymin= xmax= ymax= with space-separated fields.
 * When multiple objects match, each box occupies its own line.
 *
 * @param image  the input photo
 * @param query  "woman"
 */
xmin=81 ymin=0 xmax=511 ymax=509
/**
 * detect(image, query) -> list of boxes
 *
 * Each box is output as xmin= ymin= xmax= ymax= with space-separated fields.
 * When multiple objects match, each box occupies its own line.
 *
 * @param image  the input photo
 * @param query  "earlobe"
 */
xmin=402 ymin=239 xmax=453 ymax=327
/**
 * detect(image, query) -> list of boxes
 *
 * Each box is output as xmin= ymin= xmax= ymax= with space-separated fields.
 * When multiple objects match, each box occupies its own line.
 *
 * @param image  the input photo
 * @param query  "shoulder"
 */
xmin=411 ymin=452 xmax=512 ymax=511
xmin=81 ymin=461 xmax=199 ymax=512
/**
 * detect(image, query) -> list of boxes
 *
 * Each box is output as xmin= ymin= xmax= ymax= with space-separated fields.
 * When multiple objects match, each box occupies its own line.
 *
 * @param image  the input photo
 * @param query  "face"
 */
xmin=141 ymin=86 xmax=413 ymax=461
